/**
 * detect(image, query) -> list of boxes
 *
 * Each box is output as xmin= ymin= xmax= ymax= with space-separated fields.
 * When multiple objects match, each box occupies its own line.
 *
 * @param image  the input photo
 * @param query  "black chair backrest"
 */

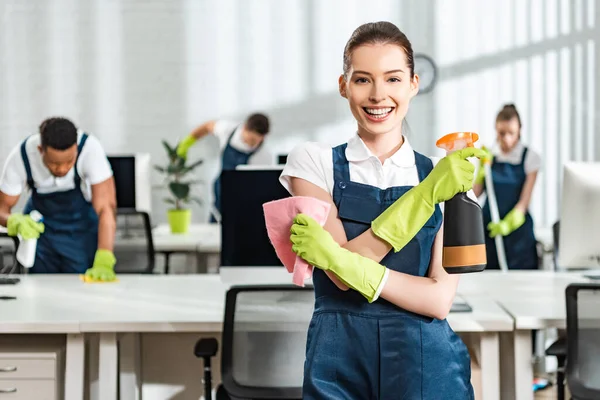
xmin=221 ymin=285 xmax=313 ymax=399
xmin=553 ymin=221 xmax=560 ymax=268
xmin=566 ymin=283 xmax=600 ymax=398
xmin=0 ymin=233 xmax=20 ymax=274
xmin=113 ymin=209 xmax=155 ymax=274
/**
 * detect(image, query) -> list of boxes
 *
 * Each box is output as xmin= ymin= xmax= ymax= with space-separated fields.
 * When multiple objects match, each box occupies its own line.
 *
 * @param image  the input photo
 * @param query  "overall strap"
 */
xmin=73 ymin=133 xmax=89 ymax=186
xmin=414 ymin=151 xmax=434 ymax=182
xmin=20 ymin=137 xmax=35 ymax=191
xmin=520 ymin=146 xmax=529 ymax=166
xmin=332 ymin=143 xmax=350 ymax=183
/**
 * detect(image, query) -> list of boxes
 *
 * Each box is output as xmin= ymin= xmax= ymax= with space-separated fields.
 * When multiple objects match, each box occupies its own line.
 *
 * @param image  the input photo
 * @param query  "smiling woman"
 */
xmin=279 ymin=21 xmax=483 ymax=399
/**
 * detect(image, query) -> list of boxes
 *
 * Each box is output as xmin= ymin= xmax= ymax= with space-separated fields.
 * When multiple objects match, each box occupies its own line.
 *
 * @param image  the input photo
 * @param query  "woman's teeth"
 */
xmin=364 ymin=107 xmax=393 ymax=118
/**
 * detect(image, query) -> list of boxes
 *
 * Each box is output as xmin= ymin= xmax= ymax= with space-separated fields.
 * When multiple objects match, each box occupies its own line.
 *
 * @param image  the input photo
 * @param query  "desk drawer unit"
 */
xmin=0 ymin=340 xmax=64 ymax=400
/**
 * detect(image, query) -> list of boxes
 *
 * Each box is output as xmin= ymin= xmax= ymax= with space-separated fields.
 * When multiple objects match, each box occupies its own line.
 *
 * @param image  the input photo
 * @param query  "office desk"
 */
xmin=88 ymin=274 xmax=512 ymax=400
xmin=0 ymin=274 xmax=513 ymax=400
xmin=152 ymin=223 xmax=220 ymax=273
xmin=459 ymin=271 xmax=591 ymax=400
xmin=118 ymin=223 xmax=221 ymax=273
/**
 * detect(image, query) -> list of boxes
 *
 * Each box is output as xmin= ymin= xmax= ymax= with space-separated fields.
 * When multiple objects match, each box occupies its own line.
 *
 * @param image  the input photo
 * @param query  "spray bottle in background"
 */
xmin=16 ymin=210 xmax=44 ymax=268
xmin=435 ymin=132 xmax=487 ymax=273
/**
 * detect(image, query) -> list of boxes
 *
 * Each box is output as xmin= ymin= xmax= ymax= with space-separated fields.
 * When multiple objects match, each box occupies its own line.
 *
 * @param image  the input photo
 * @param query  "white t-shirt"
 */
xmin=490 ymin=141 xmax=542 ymax=174
xmin=0 ymin=131 xmax=113 ymax=202
xmin=212 ymin=120 xmax=273 ymax=165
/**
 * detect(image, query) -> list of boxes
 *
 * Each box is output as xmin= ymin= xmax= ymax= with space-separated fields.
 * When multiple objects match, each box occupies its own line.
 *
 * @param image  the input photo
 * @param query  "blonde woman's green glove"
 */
xmin=7 ymin=213 xmax=45 ymax=240
xmin=176 ymin=134 xmax=198 ymax=159
xmin=84 ymin=249 xmax=117 ymax=282
xmin=372 ymin=147 xmax=485 ymax=252
xmin=290 ymin=214 xmax=386 ymax=303
xmin=488 ymin=208 xmax=525 ymax=238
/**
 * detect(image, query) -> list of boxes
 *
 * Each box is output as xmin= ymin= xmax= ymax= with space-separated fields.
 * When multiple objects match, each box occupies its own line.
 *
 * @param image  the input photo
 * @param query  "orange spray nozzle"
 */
xmin=436 ymin=132 xmax=479 ymax=153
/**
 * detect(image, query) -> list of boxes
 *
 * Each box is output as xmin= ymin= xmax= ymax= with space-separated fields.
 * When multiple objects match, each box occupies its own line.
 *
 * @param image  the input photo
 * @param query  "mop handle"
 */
xmin=483 ymin=163 xmax=509 ymax=272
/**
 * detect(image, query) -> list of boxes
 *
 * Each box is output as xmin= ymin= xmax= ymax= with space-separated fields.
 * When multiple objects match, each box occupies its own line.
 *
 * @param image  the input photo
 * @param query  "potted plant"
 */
xmin=154 ymin=140 xmax=203 ymax=234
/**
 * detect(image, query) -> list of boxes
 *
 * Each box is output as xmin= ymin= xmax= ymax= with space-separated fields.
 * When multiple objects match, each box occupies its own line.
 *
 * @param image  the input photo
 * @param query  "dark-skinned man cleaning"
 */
xmin=0 ymin=117 xmax=117 ymax=281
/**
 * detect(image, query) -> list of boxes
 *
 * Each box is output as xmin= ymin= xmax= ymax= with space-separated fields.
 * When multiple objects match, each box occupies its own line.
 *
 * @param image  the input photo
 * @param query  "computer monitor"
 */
xmin=107 ymin=154 xmax=152 ymax=213
xmin=220 ymin=167 xmax=289 ymax=267
xmin=558 ymin=162 xmax=600 ymax=269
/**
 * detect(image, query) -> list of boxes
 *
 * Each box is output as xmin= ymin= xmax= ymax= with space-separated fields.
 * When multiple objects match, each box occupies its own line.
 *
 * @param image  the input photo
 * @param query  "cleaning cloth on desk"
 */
xmin=263 ymin=196 xmax=331 ymax=286
xmin=79 ymin=275 xmax=119 ymax=284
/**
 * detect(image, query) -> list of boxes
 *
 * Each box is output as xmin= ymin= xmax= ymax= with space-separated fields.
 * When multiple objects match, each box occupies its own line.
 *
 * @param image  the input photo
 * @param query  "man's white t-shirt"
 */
xmin=0 ymin=131 xmax=113 ymax=202
xmin=212 ymin=120 xmax=273 ymax=165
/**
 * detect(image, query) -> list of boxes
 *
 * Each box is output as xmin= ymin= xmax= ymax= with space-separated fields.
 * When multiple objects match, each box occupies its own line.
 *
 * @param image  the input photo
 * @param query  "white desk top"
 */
xmin=0 ymin=274 xmax=513 ymax=334
xmin=458 ymin=270 xmax=593 ymax=330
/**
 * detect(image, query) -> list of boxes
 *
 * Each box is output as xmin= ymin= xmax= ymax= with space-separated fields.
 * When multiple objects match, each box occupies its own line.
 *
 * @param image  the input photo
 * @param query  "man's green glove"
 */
xmin=84 ymin=249 xmax=117 ymax=282
xmin=290 ymin=214 xmax=386 ymax=303
xmin=487 ymin=208 xmax=525 ymax=238
xmin=474 ymin=146 xmax=493 ymax=185
xmin=7 ymin=213 xmax=45 ymax=240
xmin=372 ymin=147 xmax=485 ymax=252
xmin=176 ymin=134 xmax=198 ymax=159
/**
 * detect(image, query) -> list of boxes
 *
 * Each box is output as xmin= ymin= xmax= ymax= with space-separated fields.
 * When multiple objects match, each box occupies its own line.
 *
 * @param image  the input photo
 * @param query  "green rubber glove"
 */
xmin=84 ymin=249 xmax=117 ymax=282
xmin=6 ymin=213 xmax=45 ymax=240
xmin=372 ymin=147 xmax=485 ymax=252
xmin=487 ymin=208 xmax=525 ymax=238
xmin=290 ymin=214 xmax=386 ymax=303
xmin=475 ymin=146 xmax=493 ymax=185
xmin=176 ymin=134 xmax=198 ymax=159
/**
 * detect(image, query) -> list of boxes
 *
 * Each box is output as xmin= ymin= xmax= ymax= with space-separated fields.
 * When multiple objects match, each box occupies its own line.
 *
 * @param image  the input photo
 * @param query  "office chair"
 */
xmin=565 ymin=283 xmax=600 ymax=399
xmin=195 ymin=285 xmax=313 ymax=400
xmin=113 ymin=209 xmax=156 ymax=274
xmin=0 ymin=233 xmax=20 ymax=274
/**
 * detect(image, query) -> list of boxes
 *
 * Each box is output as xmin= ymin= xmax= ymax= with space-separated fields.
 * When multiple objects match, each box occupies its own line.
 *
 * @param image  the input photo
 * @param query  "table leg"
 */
xmin=98 ymin=332 xmax=118 ymax=400
xmin=479 ymin=332 xmax=500 ymax=400
xmin=500 ymin=330 xmax=533 ymax=400
xmin=64 ymin=333 xmax=85 ymax=400
xmin=119 ymin=333 xmax=142 ymax=400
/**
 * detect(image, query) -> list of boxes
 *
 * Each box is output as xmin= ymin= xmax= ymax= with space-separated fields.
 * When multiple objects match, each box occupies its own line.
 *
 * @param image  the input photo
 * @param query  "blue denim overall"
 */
xmin=482 ymin=146 xmax=538 ymax=270
xmin=21 ymin=134 xmax=99 ymax=273
xmin=303 ymin=144 xmax=474 ymax=399
xmin=212 ymin=127 xmax=262 ymax=222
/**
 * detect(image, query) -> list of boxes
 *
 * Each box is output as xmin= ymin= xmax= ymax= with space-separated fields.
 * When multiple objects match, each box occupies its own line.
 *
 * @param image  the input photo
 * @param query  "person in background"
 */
xmin=474 ymin=104 xmax=541 ymax=270
xmin=0 ymin=117 xmax=117 ymax=281
xmin=176 ymin=113 xmax=271 ymax=221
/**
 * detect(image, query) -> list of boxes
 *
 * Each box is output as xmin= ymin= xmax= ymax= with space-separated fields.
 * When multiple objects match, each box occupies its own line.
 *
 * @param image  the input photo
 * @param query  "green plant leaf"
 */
xmin=179 ymin=159 xmax=204 ymax=175
xmin=154 ymin=165 xmax=166 ymax=173
xmin=162 ymin=140 xmax=177 ymax=158
xmin=169 ymin=182 xmax=190 ymax=199
xmin=163 ymin=197 xmax=176 ymax=205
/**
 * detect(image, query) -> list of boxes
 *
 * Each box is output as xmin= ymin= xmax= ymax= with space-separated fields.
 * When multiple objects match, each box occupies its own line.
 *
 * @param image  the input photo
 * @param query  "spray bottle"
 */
xmin=435 ymin=132 xmax=487 ymax=274
xmin=16 ymin=210 xmax=44 ymax=269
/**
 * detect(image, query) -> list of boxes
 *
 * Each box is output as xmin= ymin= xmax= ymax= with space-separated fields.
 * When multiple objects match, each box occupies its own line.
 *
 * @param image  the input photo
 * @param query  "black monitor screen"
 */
xmin=278 ymin=154 xmax=288 ymax=164
xmin=220 ymin=169 xmax=290 ymax=266
xmin=107 ymin=156 xmax=136 ymax=210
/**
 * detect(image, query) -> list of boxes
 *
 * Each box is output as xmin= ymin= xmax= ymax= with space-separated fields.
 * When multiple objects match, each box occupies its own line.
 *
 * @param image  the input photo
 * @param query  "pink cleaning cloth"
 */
xmin=263 ymin=196 xmax=331 ymax=286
